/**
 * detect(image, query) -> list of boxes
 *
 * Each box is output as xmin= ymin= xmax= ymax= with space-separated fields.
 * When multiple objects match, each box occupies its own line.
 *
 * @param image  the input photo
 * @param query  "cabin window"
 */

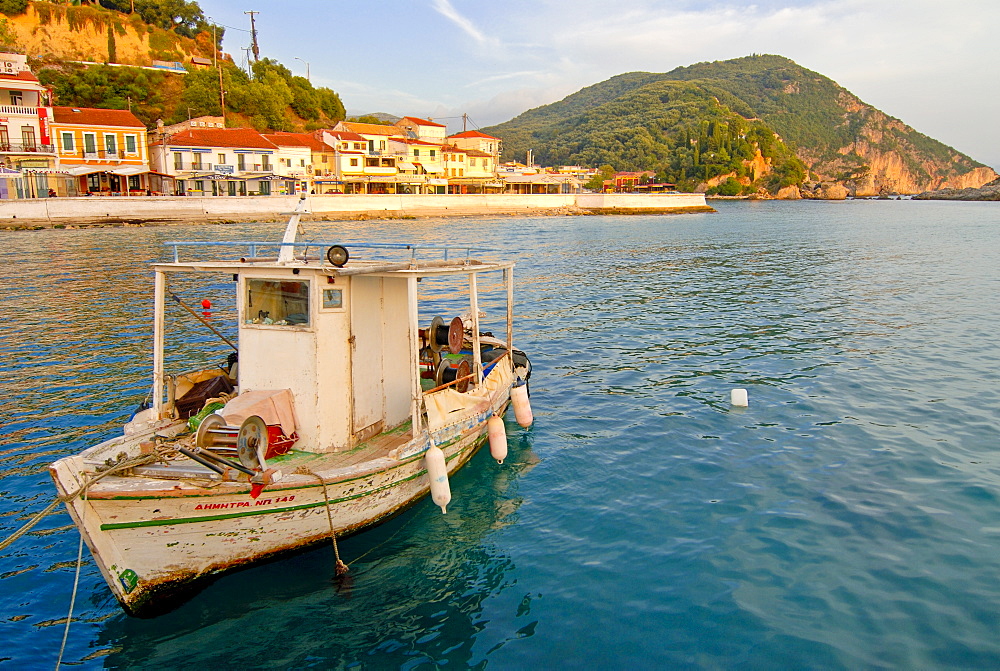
xmin=245 ymin=279 xmax=310 ymax=326
xmin=322 ymin=288 xmax=343 ymax=310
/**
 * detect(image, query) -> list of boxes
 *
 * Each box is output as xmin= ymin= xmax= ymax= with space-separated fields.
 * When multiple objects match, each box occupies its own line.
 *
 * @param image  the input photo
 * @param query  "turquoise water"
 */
xmin=2 ymin=200 xmax=999 ymax=668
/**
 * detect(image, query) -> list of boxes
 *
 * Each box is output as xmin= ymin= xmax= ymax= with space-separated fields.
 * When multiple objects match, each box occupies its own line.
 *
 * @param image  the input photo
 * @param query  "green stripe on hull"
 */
xmin=99 ymin=435 xmax=484 ymax=530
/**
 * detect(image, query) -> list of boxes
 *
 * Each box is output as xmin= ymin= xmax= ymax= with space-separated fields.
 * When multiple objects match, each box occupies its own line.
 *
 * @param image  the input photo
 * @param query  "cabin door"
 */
xmin=350 ymin=277 xmax=385 ymax=437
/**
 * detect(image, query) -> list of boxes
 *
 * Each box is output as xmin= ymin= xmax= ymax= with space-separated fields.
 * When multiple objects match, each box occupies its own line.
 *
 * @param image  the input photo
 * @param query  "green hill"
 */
xmin=485 ymin=55 xmax=997 ymax=196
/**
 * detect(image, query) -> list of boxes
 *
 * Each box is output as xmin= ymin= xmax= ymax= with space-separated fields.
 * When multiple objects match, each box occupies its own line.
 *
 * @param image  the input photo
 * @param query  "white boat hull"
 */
xmin=51 ymin=398 xmax=508 ymax=615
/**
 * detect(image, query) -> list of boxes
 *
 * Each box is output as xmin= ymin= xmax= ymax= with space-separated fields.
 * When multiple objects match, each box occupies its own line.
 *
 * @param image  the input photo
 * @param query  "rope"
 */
xmin=0 ymin=451 xmax=163 ymax=552
xmin=301 ymin=469 xmax=349 ymax=576
xmin=55 ymin=489 xmax=86 ymax=670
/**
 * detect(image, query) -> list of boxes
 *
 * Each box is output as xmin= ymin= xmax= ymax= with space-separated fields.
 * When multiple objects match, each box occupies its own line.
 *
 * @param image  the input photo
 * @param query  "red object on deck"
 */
xmin=200 ymin=298 xmax=212 ymax=309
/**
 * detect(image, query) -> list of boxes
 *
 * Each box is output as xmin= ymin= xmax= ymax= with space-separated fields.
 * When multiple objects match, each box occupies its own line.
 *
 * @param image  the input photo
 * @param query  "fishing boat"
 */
xmin=48 ymin=197 xmax=533 ymax=616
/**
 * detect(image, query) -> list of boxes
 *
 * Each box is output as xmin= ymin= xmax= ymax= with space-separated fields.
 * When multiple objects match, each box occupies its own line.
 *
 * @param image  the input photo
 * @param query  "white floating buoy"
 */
xmin=731 ymin=388 xmax=749 ymax=407
xmin=511 ymin=382 xmax=533 ymax=428
xmin=424 ymin=445 xmax=451 ymax=514
xmin=487 ymin=415 xmax=508 ymax=464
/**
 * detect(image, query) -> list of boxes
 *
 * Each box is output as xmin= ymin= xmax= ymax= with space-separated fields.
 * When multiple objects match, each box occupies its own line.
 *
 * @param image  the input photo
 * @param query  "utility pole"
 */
xmin=240 ymin=47 xmax=252 ymax=76
xmin=462 ymin=113 xmax=468 ymax=132
xmin=245 ymin=11 xmax=260 ymax=62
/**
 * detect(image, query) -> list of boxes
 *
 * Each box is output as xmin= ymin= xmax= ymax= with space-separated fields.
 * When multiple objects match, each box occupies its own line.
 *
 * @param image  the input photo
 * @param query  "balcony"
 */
xmin=0 ymin=142 xmax=56 ymax=154
xmin=75 ymin=149 xmax=131 ymax=160
xmin=0 ymin=104 xmax=43 ymax=116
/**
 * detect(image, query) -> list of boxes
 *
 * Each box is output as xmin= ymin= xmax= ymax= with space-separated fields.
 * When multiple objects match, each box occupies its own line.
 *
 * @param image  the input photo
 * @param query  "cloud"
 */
xmin=431 ymin=0 xmax=499 ymax=48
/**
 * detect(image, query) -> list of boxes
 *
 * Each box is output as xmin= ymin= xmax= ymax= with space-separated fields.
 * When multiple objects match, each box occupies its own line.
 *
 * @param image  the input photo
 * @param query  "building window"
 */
xmin=128 ymin=175 xmax=140 ymax=190
xmin=237 ymin=154 xmax=246 ymax=171
xmin=430 ymin=149 xmax=436 ymax=158
xmin=218 ymin=153 xmax=226 ymax=164
xmin=0 ymin=125 xmax=9 ymax=149
xmin=261 ymin=155 xmax=271 ymax=171
xmin=173 ymin=153 xmax=183 ymax=170
xmin=61 ymin=132 xmax=74 ymax=152
xmin=470 ymin=158 xmax=476 ymax=166
xmin=300 ymin=159 xmax=305 ymax=167
xmin=87 ymin=174 xmax=100 ymax=192
xmin=9 ymin=91 xmax=21 ymax=106
xmin=125 ymin=135 xmax=137 ymax=153
xmin=105 ymin=134 xmax=117 ymax=156
xmin=414 ymin=149 xmax=420 ymax=157
xmin=84 ymin=133 xmax=97 ymax=155
xmin=350 ymin=158 xmax=359 ymax=166
xmin=21 ymin=126 xmax=35 ymax=148
xmin=192 ymin=155 xmax=203 ymax=170
xmin=259 ymin=181 xmax=271 ymax=195
xmin=194 ymin=180 xmax=204 ymax=191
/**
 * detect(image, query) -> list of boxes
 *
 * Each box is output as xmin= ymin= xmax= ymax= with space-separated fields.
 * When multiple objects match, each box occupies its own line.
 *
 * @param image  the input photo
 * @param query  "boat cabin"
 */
xmin=150 ymin=235 xmax=516 ymax=457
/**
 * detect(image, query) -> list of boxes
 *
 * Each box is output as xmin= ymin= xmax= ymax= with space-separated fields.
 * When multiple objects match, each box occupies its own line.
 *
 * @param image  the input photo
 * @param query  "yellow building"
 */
xmin=51 ymin=107 xmax=154 ymax=195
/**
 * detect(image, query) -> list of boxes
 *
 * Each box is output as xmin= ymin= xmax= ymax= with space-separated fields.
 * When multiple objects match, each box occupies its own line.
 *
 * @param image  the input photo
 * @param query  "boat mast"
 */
xmin=506 ymin=267 xmax=513 ymax=354
xmin=152 ymin=270 xmax=166 ymax=418
xmin=407 ymin=274 xmax=422 ymax=434
xmin=277 ymin=195 xmax=308 ymax=264
xmin=469 ymin=271 xmax=482 ymax=385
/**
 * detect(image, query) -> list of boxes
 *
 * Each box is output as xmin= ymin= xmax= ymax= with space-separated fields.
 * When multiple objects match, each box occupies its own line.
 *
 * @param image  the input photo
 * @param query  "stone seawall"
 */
xmin=0 ymin=192 xmax=712 ymax=229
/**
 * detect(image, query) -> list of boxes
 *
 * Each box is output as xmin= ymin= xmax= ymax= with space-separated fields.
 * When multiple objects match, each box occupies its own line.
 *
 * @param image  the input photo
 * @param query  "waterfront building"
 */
xmin=446 ymin=130 xmax=501 ymax=161
xmin=387 ymin=137 xmax=446 ymax=193
xmin=51 ymin=106 xmax=158 ymax=196
xmin=394 ymin=116 xmax=446 ymax=145
xmin=0 ymin=52 xmax=59 ymax=199
xmin=148 ymin=124 xmax=288 ymax=196
xmin=315 ymin=129 xmax=365 ymax=193
xmin=333 ymin=121 xmax=404 ymax=155
xmin=262 ymin=132 xmax=314 ymax=195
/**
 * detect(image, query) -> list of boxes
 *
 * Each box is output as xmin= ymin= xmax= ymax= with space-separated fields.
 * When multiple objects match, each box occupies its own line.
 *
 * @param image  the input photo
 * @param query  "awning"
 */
xmin=111 ymin=166 xmax=149 ymax=176
xmin=191 ymin=172 xmax=246 ymax=180
xmin=419 ymin=164 xmax=444 ymax=174
xmin=397 ymin=161 xmax=416 ymax=170
xmin=66 ymin=165 xmax=105 ymax=176
xmin=0 ymin=167 xmax=21 ymax=175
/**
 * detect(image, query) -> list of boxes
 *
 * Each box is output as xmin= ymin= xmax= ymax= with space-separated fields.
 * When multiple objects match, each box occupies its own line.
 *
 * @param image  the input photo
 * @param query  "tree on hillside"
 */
xmin=98 ymin=0 xmax=214 ymax=39
xmin=38 ymin=63 xmax=176 ymax=127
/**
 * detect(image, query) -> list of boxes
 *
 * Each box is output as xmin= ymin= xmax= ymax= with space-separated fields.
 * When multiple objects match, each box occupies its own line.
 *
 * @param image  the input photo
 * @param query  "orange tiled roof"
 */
xmin=324 ymin=130 xmax=367 ymax=142
xmin=339 ymin=122 xmax=403 ymax=137
xmin=52 ymin=106 xmax=145 ymax=128
xmin=398 ymin=116 xmax=445 ymax=128
xmin=263 ymin=132 xmax=332 ymax=152
xmin=448 ymin=130 xmax=499 ymax=140
xmin=159 ymin=127 xmax=278 ymax=150
xmin=0 ymin=70 xmax=39 ymax=83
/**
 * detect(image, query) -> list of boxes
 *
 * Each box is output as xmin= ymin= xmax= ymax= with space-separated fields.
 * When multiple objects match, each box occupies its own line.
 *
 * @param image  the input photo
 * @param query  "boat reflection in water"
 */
xmin=97 ymin=432 xmax=539 ymax=668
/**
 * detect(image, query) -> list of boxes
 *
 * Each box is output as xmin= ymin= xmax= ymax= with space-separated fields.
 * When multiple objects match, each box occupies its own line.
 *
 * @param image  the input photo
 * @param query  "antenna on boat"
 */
xmin=277 ymin=195 xmax=309 ymax=264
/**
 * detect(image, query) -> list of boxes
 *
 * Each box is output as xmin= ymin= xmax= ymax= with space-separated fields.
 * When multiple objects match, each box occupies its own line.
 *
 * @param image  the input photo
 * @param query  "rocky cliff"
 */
xmin=0 ymin=4 xmax=212 ymax=67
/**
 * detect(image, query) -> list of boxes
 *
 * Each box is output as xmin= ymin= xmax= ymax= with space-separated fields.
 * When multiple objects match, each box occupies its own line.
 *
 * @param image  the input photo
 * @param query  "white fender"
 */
xmin=424 ymin=445 xmax=451 ymax=514
xmin=487 ymin=415 xmax=507 ymax=464
xmin=511 ymin=382 xmax=533 ymax=428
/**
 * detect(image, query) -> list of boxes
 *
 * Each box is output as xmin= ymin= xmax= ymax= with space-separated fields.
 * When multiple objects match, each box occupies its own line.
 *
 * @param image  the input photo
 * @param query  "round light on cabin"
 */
xmin=326 ymin=245 xmax=349 ymax=267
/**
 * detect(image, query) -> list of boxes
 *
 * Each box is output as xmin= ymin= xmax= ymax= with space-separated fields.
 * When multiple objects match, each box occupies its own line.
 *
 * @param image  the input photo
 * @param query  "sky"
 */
xmin=198 ymin=0 xmax=1000 ymax=171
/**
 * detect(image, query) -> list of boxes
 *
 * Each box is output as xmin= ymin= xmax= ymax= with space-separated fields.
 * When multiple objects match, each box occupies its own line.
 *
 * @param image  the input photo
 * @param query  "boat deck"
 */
xmin=114 ymin=421 xmax=416 ymax=490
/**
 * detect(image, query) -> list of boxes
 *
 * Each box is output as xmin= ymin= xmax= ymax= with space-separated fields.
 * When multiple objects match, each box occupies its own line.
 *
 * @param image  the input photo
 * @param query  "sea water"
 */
xmin=1 ymin=200 xmax=999 ymax=668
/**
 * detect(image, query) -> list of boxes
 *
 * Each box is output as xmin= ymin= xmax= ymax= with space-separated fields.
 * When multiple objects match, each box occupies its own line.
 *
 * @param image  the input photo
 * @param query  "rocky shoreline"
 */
xmin=913 ymin=178 xmax=1000 ymax=201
